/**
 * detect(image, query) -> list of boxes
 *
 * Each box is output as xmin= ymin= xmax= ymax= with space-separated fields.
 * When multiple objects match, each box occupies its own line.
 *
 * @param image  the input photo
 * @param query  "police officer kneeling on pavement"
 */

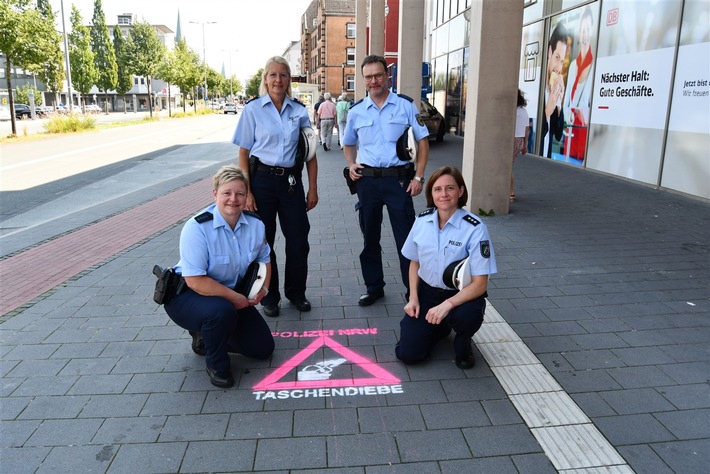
xmin=158 ymin=165 xmax=274 ymax=388
xmin=395 ymin=166 xmax=497 ymax=369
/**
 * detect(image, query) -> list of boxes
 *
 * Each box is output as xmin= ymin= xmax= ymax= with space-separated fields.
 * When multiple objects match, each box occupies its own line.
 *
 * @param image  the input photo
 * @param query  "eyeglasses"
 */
xmin=364 ymin=73 xmax=385 ymax=83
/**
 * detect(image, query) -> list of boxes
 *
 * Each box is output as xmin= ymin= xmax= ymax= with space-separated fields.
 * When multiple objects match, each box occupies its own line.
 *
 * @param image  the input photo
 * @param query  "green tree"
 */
xmin=69 ymin=5 xmax=97 ymax=112
xmin=0 ymin=0 xmax=58 ymax=135
xmin=125 ymin=19 xmax=166 ymax=118
xmin=16 ymin=83 xmax=43 ymax=106
xmin=245 ymin=69 xmax=263 ymax=98
xmin=112 ymin=25 xmax=133 ymax=113
xmin=90 ymin=0 xmax=117 ymax=112
xmin=167 ymin=38 xmax=202 ymax=112
xmin=205 ymin=66 xmax=223 ymax=100
xmin=157 ymin=47 xmax=179 ymax=115
xmin=36 ymin=0 xmax=66 ymax=108
xmin=220 ymin=75 xmax=243 ymax=101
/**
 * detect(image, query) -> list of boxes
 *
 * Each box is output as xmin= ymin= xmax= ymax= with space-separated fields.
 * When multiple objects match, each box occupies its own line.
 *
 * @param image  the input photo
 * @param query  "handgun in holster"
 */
xmin=248 ymin=156 xmax=259 ymax=183
xmin=152 ymin=265 xmax=185 ymax=305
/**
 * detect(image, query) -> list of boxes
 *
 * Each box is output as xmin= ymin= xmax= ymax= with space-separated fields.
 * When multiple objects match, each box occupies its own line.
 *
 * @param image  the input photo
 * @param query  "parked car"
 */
xmin=14 ymin=103 xmax=32 ymax=120
xmin=420 ymin=98 xmax=446 ymax=142
xmin=35 ymin=105 xmax=53 ymax=117
xmin=84 ymin=104 xmax=102 ymax=114
xmin=224 ymin=103 xmax=238 ymax=114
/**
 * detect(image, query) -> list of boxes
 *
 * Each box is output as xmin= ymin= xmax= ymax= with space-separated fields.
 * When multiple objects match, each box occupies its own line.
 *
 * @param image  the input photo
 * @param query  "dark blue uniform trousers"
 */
xmin=251 ymin=170 xmax=310 ymax=305
xmin=356 ymin=175 xmax=415 ymax=293
xmin=396 ymin=280 xmax=485 ymax=364
xmin=165 ymin=290 xmax=274 ymax=372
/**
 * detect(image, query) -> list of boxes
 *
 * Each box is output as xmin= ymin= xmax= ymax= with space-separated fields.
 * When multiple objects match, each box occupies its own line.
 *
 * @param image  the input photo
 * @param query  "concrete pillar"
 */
xmin=397 ymin=0 xmax=425 ymax=109
xmin=369 ymin=0 xmax=385 ymax=57
xmin=355 ymin=0 xmax=368 ymax=100
xmin=462 ymin=0 xmax=523 ymax=215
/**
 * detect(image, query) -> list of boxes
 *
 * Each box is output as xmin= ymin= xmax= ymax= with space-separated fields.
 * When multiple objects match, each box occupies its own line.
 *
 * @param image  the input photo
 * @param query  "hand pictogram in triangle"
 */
xmin=253 ymin=335 xmax=400 ymax=391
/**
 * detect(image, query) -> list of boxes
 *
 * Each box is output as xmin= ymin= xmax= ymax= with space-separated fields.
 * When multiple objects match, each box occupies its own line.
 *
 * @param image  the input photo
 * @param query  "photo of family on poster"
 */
xmin=540 ymin=5 xmax=598 ymax=165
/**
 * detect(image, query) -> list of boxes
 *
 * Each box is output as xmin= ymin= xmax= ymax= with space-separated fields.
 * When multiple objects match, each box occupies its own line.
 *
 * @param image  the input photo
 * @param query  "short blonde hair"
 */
xmin=259 ymin=56 xmax=292 ymax=97
xmin=213 ymin=164 xmax=248 ymax=191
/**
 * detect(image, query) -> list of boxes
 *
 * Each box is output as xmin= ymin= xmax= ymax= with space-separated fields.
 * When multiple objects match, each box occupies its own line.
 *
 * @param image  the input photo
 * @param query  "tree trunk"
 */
xmin=6 ymin=62 xmax=17 ymax=136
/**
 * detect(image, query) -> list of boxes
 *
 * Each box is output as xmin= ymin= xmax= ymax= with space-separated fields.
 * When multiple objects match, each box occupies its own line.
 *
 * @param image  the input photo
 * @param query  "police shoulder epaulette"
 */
xmin=397 ymin=93 xmax=414 ymax=103
xmin=418 ymin=208 xmax=435 ymax=217
xmin=351 ymin=98 xmax=364 ymax=108
xmin=463 ymin=214 xmax=480 ymax=226
xmin=243 ymin=210 xmax=262 ymax=220
xmin=291 ymin=97 xmax=305 ymax=107
xmin=194 ymin=211 xmax=214 ymax=223
xmin=246 ymin=96 xmax=259 ymax=105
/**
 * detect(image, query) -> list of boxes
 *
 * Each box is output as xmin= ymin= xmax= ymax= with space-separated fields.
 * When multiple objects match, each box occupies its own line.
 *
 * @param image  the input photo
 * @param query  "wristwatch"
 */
xmin=414 ymin=176 xmax=425 ymax=184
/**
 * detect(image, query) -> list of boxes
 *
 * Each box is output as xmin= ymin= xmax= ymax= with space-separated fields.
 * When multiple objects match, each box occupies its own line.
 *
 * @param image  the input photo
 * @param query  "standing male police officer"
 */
xmin=342 ymin=55 xmax=430 ymax=306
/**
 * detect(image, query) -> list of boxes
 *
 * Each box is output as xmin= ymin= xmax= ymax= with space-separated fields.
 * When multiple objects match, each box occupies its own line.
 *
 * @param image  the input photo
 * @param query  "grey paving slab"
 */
xmin=106 ymin=441 xmax=187 ymax=473
xmin=255 ymin=436 xmax=327 ymax=470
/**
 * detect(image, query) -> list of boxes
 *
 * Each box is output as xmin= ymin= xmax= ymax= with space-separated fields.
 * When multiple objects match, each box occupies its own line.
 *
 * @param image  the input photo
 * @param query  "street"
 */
xmin=0 ymin=113 xmax=239 ymax=245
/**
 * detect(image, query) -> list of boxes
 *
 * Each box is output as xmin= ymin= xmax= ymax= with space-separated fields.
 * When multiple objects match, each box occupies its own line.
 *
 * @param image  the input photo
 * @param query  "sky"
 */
xmin=48 ymin=0 xmax=313 ymax=84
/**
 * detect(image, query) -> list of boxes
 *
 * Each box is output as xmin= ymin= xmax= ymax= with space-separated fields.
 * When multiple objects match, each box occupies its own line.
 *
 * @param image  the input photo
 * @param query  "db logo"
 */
xmin=607 ymin=8 xmax=619 ymax=26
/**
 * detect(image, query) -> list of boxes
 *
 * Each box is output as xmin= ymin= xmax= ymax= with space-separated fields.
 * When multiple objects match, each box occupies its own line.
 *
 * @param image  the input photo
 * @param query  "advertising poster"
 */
xmin=537 ymin=4 xmax=599 ymax=166
xmin=518 ymin=21 xmax=544 ymax=156
xmin=586 ymin=0 xmax=682 ymax=184
xmin=661 ymin=0 xmax=710 ymax=199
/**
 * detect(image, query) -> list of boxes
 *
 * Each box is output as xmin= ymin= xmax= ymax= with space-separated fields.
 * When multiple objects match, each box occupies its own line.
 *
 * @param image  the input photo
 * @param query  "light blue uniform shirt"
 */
xmin=232 ymin=95 xmax=311 ymax=168
xmin=174 ymin=204 xmax=271 ymax=288
xmin=342 ymin=92 xmax=429 ymax=168
xmin=402 ymin=208 xmax=497 ymax=289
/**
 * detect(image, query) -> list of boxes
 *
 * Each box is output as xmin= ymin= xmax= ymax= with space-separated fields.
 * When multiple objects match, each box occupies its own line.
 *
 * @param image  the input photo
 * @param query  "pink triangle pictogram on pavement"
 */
xmin=253 ymin=335 xmax=400 ymax=391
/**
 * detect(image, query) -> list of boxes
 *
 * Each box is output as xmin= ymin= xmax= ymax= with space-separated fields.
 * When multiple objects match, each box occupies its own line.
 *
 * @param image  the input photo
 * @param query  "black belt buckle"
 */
xmin=271 ymin=166 xmax=286 ymax=176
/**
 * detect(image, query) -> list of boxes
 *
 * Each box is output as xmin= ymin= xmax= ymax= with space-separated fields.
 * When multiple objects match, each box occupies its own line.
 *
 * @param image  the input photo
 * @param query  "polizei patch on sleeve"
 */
xmin=480 ymin=240 xmax=491 ymax=258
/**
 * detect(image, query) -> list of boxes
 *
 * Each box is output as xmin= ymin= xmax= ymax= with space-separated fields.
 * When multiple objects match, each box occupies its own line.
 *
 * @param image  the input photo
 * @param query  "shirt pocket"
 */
xmin=386 ymin=114 xmax=410 ymax=141
xmin=355 ymin=119 xmax=374 ymax=132
xmin=209 ymin=254 xmax=232 ymax=282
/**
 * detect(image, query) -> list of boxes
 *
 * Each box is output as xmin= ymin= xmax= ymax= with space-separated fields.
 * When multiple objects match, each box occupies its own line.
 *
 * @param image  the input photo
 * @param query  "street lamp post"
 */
xmin=60 ymin=0 xmax=74 ymax=112
xmin=221 ymin=49 xmax=238 ymax=101
xmin=189 ymin=20 xmax=217 ymax=105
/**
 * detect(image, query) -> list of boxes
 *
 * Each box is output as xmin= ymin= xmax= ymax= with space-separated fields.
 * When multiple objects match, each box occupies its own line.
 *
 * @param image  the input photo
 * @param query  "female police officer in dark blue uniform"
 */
xmin=233 ymin=56 xmax=318 ymax=317
xmin=395 ymin=166 xmax=497 ymax=369
xmin=165 ymin=165 xmax=274 ymax=388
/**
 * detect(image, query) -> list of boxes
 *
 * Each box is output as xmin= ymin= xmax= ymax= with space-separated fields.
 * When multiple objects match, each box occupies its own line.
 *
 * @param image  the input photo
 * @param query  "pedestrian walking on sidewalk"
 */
xmin=511 ymin=89 xmax=529 ymax=202
xmin=342 ymin=54 xmax=429 ymax=306
xmin=395 ymin=166 xmax=497 ymax=369
xmin=317 ymin=92 xmax=337 ymax=151
xmin=164 ymin=165 xmax=275 ymax=388
xmin=233 ymin=55 xmax=319 ymax=318
xmin=336 ymin=94 xmax=350 ymax=149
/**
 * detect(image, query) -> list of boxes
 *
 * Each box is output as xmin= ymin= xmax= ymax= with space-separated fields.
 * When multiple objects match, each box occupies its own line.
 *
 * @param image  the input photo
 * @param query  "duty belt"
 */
xmin=358 ymin=165 xmax=410 ymax=178
xmin=256 ymin=163 xmax=295 ymax=176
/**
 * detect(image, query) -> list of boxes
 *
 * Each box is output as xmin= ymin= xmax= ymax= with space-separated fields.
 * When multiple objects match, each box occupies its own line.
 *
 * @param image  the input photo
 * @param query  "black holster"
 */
xmin=343 ymin=167 xmax=357 ymax=195
xmin=248 ymin=156 xmax=259 ymax=183
xmin=152 ymin=265 xmax=186 ymax=305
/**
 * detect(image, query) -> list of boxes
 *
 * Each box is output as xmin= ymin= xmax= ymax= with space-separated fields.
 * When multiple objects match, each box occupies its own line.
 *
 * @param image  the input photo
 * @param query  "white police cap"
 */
xmin=235 ymin=261 xmax=267 ymax=299
xmin=298 ymin=126 xmax=318 ymax=162
xmin=396 ymin=127 xmax=417 ymax=162
xmin=443 ymin=257 xmax=471 ymax=291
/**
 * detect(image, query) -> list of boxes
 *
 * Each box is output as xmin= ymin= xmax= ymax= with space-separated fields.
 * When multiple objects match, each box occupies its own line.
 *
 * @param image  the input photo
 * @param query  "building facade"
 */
xmin=301 ymin=0 xmax=357 ymax=98
xmin=425 ymin=0 xmax=709 ymax=200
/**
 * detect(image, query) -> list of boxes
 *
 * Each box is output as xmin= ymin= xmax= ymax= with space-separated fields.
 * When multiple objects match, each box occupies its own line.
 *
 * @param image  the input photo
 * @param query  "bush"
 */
xmin=44 ymin=113 xmax=97 ymax=133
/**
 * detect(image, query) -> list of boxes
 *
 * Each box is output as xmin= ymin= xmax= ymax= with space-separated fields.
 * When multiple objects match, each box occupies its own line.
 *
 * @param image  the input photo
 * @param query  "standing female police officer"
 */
xmin=395 ymin=166 xmax=497 ymax=369
xmin=233 ymin=56 xmax=319 ymax=317
xmin=165 ymin=165 xmax=274 ymax=388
